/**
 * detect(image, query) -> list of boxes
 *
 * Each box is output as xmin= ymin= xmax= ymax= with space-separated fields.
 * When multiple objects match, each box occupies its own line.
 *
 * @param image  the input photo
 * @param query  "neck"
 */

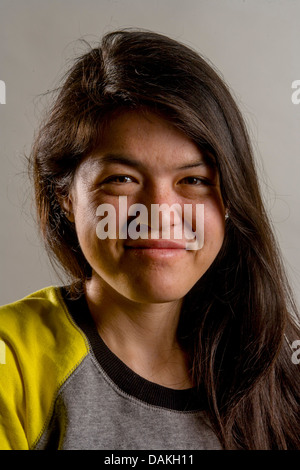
xmin=84 ymin=277 xmax=193 ymax=389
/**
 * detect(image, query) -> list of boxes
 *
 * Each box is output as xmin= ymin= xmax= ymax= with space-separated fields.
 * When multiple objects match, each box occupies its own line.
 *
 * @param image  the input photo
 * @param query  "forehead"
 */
xmin=86 ymin=109 xmax=206 ymax=170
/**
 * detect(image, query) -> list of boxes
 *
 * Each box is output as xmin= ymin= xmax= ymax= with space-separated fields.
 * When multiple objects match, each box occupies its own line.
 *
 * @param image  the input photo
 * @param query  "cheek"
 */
xmin=203 ymin=205 xmax=225 ymax=252
xmin=74 ymin=196 xmax=122 ymax=265
xmin=190 ymin=189 xmax=225 ymax=249
xmin=73 ymin=198 xmax=100 ymax=251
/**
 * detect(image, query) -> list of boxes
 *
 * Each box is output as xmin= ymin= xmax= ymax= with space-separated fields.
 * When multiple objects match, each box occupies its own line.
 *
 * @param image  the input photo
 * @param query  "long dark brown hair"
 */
xmin=30 ymin=29 xmax=300 ymax=449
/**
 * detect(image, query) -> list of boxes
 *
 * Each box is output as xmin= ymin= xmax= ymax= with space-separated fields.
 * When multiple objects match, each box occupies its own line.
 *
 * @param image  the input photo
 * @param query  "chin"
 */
xmin=124 ymin=281 xmax=191 ymax=304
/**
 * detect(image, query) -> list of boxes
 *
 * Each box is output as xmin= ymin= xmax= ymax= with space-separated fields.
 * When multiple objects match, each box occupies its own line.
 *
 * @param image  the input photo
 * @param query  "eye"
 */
xmin=102 ymin=175 xmax=136 ymax=184
xmin=179 ymin=176 xmax=211 ymax=186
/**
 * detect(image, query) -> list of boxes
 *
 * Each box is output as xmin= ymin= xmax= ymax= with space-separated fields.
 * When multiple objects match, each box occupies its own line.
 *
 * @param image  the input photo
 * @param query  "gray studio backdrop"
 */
xmin=0 ymin=0 xmax=299 ymax=307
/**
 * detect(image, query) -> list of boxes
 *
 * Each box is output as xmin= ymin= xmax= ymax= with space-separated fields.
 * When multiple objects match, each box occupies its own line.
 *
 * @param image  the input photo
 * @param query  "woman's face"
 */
xmin=68 ymin=110 xmax=226 ymax=304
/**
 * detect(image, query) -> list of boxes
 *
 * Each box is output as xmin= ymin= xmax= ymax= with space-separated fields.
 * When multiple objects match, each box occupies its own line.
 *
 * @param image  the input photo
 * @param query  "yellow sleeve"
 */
xmin=0 ymin=287 xmax=88 ymax=450
xmin=0 ymin=336 xmax=29 ymax=449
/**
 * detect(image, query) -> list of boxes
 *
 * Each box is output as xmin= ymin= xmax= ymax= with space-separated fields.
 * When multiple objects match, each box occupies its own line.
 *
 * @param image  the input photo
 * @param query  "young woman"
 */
xmin=0 ymin=29 xmax=299 ymax=450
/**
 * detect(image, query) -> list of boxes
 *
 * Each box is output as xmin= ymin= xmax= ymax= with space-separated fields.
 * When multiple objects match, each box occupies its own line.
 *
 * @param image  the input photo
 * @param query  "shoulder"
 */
xmin=0 ymin=286 xmax=89 ymax=366
xmin=0 ymin=286 xmax=89 ymax=449
xmin=0 ymin=285 xmax=71 ymax=322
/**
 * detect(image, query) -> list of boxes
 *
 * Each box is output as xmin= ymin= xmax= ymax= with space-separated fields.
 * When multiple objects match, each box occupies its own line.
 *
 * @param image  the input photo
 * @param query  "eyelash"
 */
xmin=179 ymin=176 xmax=211 ymax=186
xmin=102 ymin=175 xmax=136 ymax=184
xmin=102 ymin=175 xmax=211 ymax=186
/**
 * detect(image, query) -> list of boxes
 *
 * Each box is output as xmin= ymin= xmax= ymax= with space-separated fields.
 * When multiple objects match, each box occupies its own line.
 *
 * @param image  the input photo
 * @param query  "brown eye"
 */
xmin=180 ymin=177 xmax=210 ymax=185
xmin=103 ymin=175 xmax=136 ymax=184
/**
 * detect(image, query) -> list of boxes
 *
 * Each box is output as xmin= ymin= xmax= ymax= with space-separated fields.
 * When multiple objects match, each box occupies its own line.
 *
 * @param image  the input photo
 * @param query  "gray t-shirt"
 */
xmin=35 ymin=288 xmax=222 ymax=450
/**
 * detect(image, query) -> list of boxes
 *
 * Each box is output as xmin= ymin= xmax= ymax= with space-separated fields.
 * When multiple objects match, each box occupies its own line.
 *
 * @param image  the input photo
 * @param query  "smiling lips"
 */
xmin=124 ymin=240 xmax=188 ymax=259
xmin=124 ymin=240 xmax=187 ymax=250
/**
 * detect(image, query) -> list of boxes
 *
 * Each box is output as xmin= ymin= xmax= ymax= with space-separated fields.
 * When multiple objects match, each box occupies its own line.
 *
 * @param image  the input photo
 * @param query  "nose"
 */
xmin=136 ymin=181 xmax=183 ymax=236
xmin=140 ymin=180 xmax=179 ymax=211
xmin=132 ymin=180 xmax=204 ymax=249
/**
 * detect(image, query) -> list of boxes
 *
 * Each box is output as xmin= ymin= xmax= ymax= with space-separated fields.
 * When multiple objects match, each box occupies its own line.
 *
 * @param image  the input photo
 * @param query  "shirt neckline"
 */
xmin=60 ymin=286 xmax=204 ymax=412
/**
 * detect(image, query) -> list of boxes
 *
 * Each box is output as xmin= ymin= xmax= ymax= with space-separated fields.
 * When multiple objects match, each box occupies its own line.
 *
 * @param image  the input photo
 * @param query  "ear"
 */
xmin=60 ymin=196 xmax=75 ymax=223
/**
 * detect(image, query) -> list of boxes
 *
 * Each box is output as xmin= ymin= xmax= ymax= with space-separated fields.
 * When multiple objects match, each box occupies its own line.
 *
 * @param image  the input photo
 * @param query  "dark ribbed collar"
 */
xmin=60 ymin=286 xmax=203 ymax=412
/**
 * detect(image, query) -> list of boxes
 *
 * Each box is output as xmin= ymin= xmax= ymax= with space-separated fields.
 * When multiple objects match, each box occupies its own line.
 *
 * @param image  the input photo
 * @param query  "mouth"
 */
xmin=124 ymin=240 xmax=187 ymax=249
xmin=123 ymin=239 xmax=188 ymax=259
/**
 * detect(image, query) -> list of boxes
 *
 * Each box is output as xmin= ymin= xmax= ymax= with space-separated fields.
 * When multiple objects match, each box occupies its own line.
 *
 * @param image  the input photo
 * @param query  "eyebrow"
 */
xmin=92 ymin=153 xmax=207 ymax=171
xmin=95 ymin=153 xmax=145 ymax=169
xmin=177 ymin=161 xmax=206 ymax=170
